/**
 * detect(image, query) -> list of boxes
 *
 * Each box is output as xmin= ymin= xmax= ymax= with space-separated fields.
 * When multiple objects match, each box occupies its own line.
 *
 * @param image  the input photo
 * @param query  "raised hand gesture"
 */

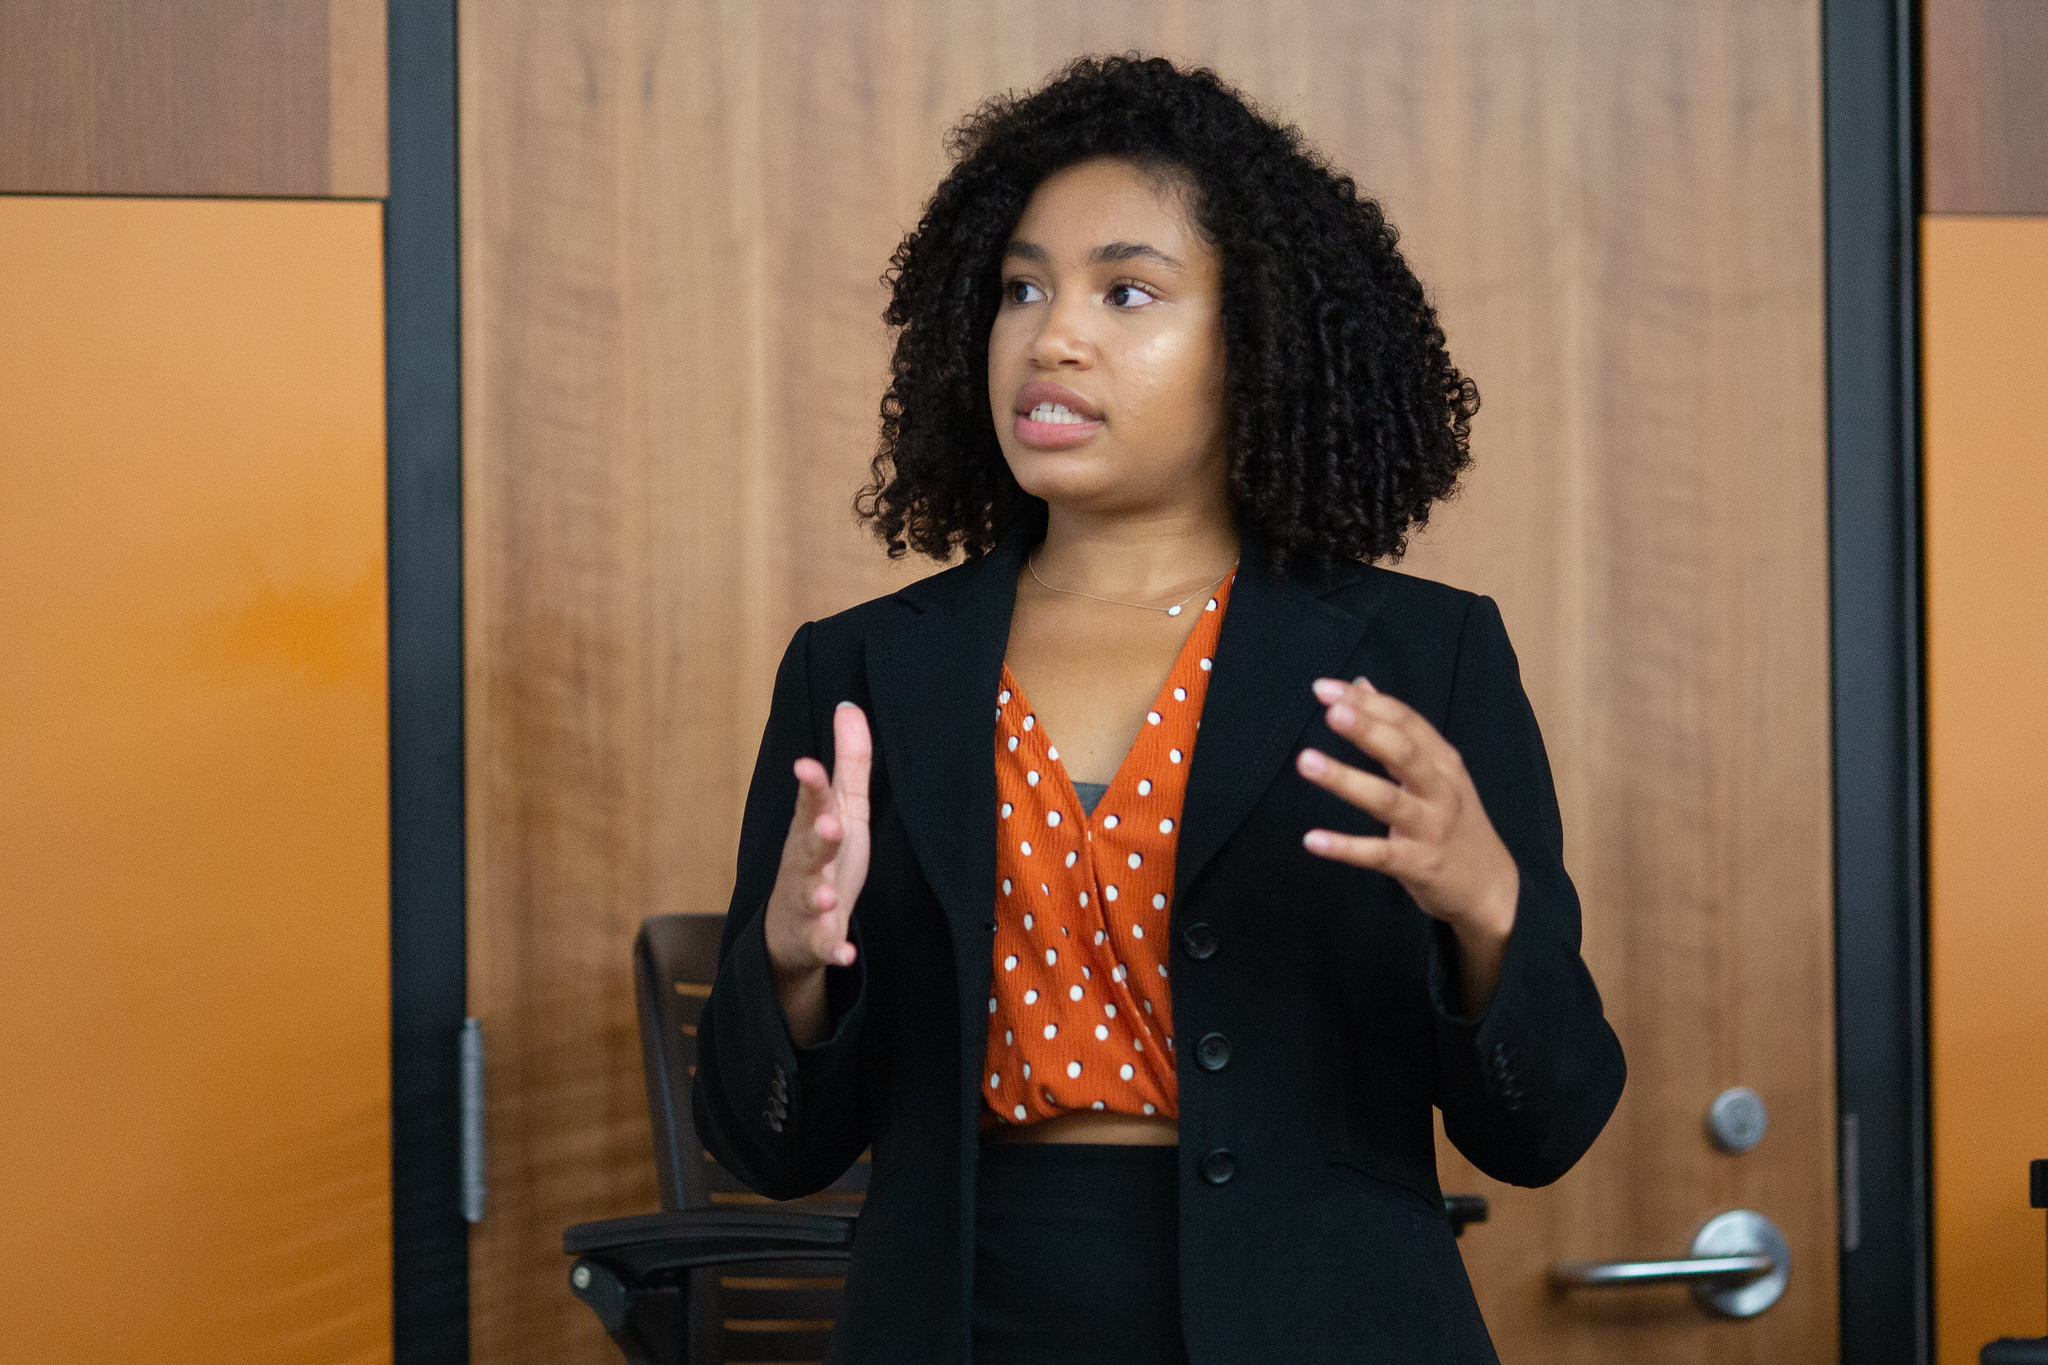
xmin=762 ymin=701 xmax=872 ymax=1044
xmin=1294 ymin=675 xmax=1520 ymax=1014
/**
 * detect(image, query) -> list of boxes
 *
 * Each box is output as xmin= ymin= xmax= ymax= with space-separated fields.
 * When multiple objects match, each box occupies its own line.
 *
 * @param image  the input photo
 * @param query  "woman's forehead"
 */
xmin=1008 ymin=158 xmax=1206 ymax=262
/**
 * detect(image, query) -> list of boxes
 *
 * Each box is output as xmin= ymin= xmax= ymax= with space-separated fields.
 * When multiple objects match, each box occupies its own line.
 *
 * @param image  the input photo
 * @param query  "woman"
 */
xmin=693 ymin=55 xmax=1624 ymax=1364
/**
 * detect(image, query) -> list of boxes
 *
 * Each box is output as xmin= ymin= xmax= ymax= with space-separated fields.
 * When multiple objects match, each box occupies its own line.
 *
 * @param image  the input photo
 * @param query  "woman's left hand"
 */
xmin=1294 ymin=676 xmax=1519 ymax=1009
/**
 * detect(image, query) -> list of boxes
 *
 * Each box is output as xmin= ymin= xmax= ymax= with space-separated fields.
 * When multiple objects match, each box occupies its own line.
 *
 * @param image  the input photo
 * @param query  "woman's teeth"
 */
xmin=1027 ymin=402 xmax=1092 ymax=424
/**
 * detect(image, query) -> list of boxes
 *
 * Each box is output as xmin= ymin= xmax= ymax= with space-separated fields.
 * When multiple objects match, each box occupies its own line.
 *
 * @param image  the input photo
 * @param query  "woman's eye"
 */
xmin=1005 ymin=279 xmax=1044 ymax=304
xmin=1108 ymin=282 xmax=1158 ymax=308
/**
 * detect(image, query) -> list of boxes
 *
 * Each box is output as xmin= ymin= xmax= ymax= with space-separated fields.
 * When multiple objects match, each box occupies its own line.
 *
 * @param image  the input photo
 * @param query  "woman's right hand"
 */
xmin=762 ymin=701 xmax=872 ymax=1043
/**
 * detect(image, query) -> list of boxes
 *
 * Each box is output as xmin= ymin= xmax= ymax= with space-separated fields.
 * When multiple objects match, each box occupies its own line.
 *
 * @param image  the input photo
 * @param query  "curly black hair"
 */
xmin=853 ymin=53 xmax=1479 ymax=580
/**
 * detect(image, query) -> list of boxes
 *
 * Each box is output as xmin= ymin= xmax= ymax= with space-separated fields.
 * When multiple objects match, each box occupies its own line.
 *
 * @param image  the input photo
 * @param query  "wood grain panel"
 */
xmin=1924 ymin=0 xmax=2048 ymax=214
xmin=462 ymin=4 xmax=1832 ymax=1360
xmin=0 ymin=0 xmax=387 ymax=198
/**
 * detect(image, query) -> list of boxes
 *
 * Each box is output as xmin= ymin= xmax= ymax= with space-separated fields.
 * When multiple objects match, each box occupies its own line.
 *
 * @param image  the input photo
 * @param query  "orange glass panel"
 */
xmin=0 ymin=197 xmax=390 ymax=1363
xmin=1924 ymin=214 xmax=2048 ymax=1364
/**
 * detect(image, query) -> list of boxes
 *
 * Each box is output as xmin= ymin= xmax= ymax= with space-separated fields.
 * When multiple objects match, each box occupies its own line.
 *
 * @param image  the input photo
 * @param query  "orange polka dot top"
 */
xmin=980 ymin=566 xmax=1238 ymax=1131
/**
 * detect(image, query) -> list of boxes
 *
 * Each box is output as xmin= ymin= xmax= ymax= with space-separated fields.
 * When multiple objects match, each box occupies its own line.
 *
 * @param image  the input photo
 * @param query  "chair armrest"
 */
xmin=1445 ymin=1193 xmax=1489 ymax=1237
xmin=565 ymin=1207 xmax=855 ymax=1280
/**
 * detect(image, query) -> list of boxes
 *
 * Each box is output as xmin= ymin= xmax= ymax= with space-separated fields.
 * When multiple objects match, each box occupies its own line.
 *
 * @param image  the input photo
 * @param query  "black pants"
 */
xmin=971 ymin=1141 xmax=1189 ymax=1365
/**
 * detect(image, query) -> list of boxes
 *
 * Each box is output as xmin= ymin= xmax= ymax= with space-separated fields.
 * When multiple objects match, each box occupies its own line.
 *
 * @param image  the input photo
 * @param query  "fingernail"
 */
xmin=1311 ymin=678 xmax=1346 ymax=702
xmin=1304 ymin=830 xmax=1330 ymax=852
xmin=1297 ymin=748 xmax=1327 ymax=775
xmin=1352 ymin=676 xmax=1376 ymax=693
xmin=836 ymin=700 xmax=855 ymax=709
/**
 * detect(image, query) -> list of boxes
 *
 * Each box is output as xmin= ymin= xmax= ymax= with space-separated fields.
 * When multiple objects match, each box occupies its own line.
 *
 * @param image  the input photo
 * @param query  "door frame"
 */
xmin=382 ymin=1 xmax=1938 ymax=1360
xmin=386 ymin=2 xmax=468 ymax=1362
xmin=1824 ymin=0 xmax=1933 ymax=1360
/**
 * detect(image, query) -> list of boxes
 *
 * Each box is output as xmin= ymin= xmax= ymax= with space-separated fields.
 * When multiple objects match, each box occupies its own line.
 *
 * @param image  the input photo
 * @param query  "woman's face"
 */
xmin=988 ymin=156 xmax=1230 ymax=518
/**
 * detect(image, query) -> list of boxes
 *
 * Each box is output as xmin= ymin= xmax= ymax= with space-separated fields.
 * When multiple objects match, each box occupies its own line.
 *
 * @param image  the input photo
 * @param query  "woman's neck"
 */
xmin=1031 ymin=504 xmax=1241 ymax=602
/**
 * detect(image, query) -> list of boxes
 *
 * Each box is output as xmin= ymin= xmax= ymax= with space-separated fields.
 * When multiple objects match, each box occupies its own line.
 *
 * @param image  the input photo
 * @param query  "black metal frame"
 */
xmin=386 ymin=2 xmax=468 ymax=1361
xmin=1824 ymin=0 xmax=1932 ymax=1360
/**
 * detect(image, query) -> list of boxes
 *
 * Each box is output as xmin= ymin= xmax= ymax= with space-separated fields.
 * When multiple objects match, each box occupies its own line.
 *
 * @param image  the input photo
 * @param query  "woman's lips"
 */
xmin=1013 ymin=411 xmax=1105 ymax=449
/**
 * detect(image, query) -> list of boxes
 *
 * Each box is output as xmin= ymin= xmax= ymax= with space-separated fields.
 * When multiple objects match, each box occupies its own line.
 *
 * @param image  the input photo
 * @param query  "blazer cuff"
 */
xmin=710 ymin=897 xmax=868 ymax=1148
xmin=1427 ymin=861 xmax=1555 ymax=1111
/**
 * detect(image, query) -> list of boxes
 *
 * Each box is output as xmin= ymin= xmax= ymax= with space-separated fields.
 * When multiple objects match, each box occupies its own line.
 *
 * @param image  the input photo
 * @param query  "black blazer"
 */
xmin=694 ymin=505 xmax=1625 ymax=1364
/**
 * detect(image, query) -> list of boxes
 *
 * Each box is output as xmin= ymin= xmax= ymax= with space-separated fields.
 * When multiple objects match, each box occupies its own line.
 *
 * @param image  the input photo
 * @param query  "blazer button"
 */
xmin=764 ymin=1110 xmax=784 ymax=1133
xmin=1196 ymin=1032 xmax=1231 ymax=1072
xmin=1182 ymin=922 xmax=1218 ymax=960
xmin=1200 ymin=1148 xmax=1237 ymax=1185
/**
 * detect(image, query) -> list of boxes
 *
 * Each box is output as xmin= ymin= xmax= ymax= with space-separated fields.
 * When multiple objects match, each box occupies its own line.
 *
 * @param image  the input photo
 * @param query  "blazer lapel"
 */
xmin=1173 ymin=525 xmax=1372 ymax=907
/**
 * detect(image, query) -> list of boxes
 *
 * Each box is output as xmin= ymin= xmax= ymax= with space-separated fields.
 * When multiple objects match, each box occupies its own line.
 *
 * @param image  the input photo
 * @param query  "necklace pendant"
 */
xmin=1167 ymin=604 xmax=1182 ymax=616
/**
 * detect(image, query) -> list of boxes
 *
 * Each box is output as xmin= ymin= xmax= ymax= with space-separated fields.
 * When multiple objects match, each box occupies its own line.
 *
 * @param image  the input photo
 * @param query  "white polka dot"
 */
xmin=1132 ymin=925 xmax=1145 ymax=939
xmin=1158 ymin=964 xmax=1169 ymax=977
xmin=1120 ymin=1064 xmax=1135 ymax=1081
xmin=1078 ymin=891 xmax=1088 ymax=907
xmin=1143 ymin=1103 xmax=1157 ymax=1115
xmin=1043 ymin=1023 xmax=1058 ymax=1040
xmin=1048 ymin=746 xmax=1058 ymax=760
xmin=1001 ymin=802 xmax=1013 ymax=818
xmin=1095 ymin=1024 xmax=1109 ymax=1040
xmin=1004 ymin=955 xmax=1018 ymax=971
xmin=1169 ymin=748 xmax=1183 ymax=764
xmin=1024 ymin=988 xmax=1038 ymax=1004
xmin=1002 ymin=878 xmax=1012 ymax=894
xmin=1174 ymin=687 xmax=1187 ymax=701
xmin=1200 ymin=657 xmax=1212 ymax=670
xmin=1041 ymin=883 xmax=1049 ymax=895
xmin=1104 ymin=814 xmax=1119 ymax=829
xmin=1027 ymin=770 xmax=1039 ymax=786
xmin=1147 ymin=710 xmax=1161 ymax=725
xmin=1127 ymin=852 xmax=1143 ymax=869
xmin=1023 ymin=714 xmax=1034 ymax=730
xmin=1005 ymin=1029 xmax=1014 ymax=1044
xmin=1069 ymin=984 xmax=1084 ymax=1001
xmin=1093 ymin=929 xmax=1106 ymax=945
xmin=1093 ymin=1100 xmax=1106 ymax=1110
xmin=1081 ymin=965 xmax=1091 ymax=979
xmin=1152 ymin=893 xmax=1166 ymax=909
xmin=989 ymin=997 xmax=998 ymax=1013
xmin=999 ymin=689 xmax=1011 ymax=704
xmin=1047 ymin=809 xmax=1061 ymax=827
xmin=1007 ymin=735 xmax=1019 ymax=751
xmin=1206 ymin=597 xmax=1217 ymax=611
xmin=990 ymin=1072 xmax=1000 ymax=1088
xmin=1065 ymin=850 xmax=1077 ymax=867
xmin=1104 ymin=884 xmax=1118 ymax=902
xmin=1020 ymin=840 xmax=1032 ymax=856
xmin=1023 ymin=912 xmax=1034 ymax=929
xmin=1046 ymin=948 xmax=1058 ymax=965
xmin=1113 ymin=965 xmax=1127 ymax=982
xmin=1137 ymin=779 xmax=1152 ymax=796
xmin=1014 ymin=1104 xmax=1027 ymax=1120
xmin=1134 ymin=1039 xmax=1144 ymax=1051
xmin=1159 ymin=817 xmax=1174 ymax=834
xmin=1023 ymin=1062 xmax=1031 ymax=1078
xmin=1067 ymin=1061 xmax=1082 ymax=1078
xmin=1167 ymin=1037 xmax=1173 ymax=1049
xmin=1043 ymin=1088 xmax=1058 ymax=1104
xmin=1144 ymin=1000 xmax=1154 ymax=1013
xmin=1104 ymin=1003 xmax=1117 ymax=1018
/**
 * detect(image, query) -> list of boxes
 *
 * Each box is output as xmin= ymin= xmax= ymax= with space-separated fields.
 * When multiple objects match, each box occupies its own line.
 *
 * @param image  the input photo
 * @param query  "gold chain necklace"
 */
xmin=1025 ymin=550 xmax=1239 ymax=617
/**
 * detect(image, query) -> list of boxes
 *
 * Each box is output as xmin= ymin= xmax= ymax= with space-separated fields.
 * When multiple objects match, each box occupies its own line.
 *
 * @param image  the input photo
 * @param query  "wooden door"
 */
xmin=461 ymin=3 xmax=1834 ymax=1361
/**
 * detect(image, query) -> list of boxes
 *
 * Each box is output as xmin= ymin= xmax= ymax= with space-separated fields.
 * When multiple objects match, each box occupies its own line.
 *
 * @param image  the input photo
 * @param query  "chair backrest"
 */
xmin=633 ymin=914 xmax=867 ymax=1365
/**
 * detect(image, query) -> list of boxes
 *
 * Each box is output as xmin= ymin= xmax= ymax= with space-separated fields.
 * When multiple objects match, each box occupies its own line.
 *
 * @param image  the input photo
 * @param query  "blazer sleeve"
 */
xmin=1426 ymin=594 xmax=1626 ymax=1187
xmin=691 ymin=620 xmax=872 ymax=1200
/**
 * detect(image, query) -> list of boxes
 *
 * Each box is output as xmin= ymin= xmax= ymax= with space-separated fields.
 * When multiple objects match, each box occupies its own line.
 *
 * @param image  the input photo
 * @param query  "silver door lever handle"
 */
xmin=1551 ymin=1253 xmax=1774 ymax=1288
xmin=1550 ymin=1210 xmax=1791 ymax=1318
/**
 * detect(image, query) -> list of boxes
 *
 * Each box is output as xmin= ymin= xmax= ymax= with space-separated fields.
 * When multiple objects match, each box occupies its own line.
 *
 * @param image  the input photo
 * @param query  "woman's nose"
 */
xmin=1027 ymin=293 xmax=1094 ymax=367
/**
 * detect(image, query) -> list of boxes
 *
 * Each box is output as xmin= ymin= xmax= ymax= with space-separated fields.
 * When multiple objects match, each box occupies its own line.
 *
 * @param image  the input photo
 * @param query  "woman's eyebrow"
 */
xmin=1001 ymin=239 xmax=1183 ymax=269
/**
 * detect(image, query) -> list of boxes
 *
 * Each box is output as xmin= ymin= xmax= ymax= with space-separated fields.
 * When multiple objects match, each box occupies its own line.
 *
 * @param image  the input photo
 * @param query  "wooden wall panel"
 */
xmin=1923 ymin=216 xmax=2048 ymax=1364
xmin=0 ymin=195 xmax=389 ymax=1364
xmin=0 ymin=0 xmax=387 ymax=198
xmin=1924 ymin=0 xmax=2048 ymax=214
xmin=463 ymin=4 xmax=1832 ymax=1361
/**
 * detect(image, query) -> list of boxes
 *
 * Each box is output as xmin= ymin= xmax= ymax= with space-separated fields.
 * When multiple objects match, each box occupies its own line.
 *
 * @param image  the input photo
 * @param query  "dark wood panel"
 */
xmin=0 ymin=0 xmax=386 ymax=197
xmin=462 ymin=3 xmax=1833 ymax=1361
xmin=1924 ymin=0 xmax=2048 ymax=214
